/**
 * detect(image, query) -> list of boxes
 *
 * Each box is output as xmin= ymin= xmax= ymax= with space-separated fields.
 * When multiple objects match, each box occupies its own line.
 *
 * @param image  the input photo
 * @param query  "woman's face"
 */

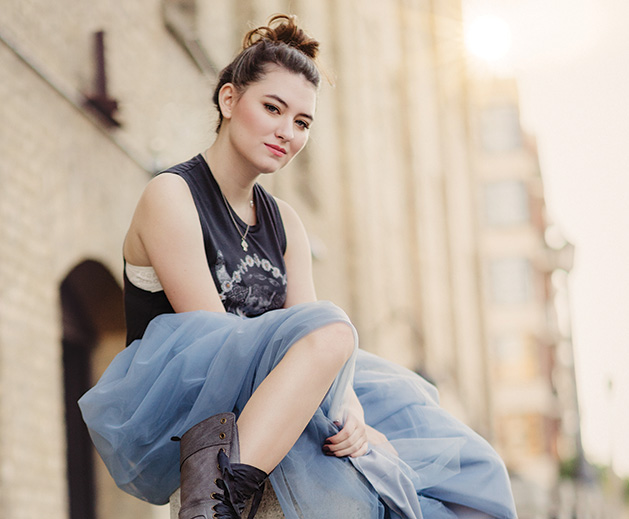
xmin=221 ymin=65 xmax=318 ymax=174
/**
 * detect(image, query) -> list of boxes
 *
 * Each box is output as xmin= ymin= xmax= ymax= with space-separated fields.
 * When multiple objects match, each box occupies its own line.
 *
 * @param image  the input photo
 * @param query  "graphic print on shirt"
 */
xmin=214 ymin=249 xmax=287 ymax=316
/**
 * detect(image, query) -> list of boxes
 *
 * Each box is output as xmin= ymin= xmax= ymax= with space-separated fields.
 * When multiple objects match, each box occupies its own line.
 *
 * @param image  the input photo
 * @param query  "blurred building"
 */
xmin=466 ymin=75 xmax=628 ymax=518
xmin=0 ymin=1 xmax=589 ymax=518
xmin=465 ymin=75 xmax=579 ymax=516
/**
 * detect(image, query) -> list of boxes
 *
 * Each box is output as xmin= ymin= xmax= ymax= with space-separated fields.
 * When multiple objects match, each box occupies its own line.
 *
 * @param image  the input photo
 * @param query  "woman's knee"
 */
xmin=303 ymin=322 xmax=356 ymax=365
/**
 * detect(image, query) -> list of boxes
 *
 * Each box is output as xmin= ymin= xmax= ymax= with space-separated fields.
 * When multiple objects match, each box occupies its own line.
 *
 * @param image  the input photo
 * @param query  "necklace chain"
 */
xmin=220 ymin=190 xmax=254 ymax=252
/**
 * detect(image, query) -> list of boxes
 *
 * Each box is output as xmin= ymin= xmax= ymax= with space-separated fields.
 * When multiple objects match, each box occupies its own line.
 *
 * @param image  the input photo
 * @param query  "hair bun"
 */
xmin=243 ymin=14 xmax=319 ymax=59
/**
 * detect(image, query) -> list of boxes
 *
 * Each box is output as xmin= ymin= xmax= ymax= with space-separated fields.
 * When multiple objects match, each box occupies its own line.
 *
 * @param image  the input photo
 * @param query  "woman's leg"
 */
xmin=236 ymin=322 xmax=355 ymax=473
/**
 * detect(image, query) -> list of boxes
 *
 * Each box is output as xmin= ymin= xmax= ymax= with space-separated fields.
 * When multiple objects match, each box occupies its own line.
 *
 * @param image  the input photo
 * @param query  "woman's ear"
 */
xmin=218 ymin=83 xmax=237 ymax=121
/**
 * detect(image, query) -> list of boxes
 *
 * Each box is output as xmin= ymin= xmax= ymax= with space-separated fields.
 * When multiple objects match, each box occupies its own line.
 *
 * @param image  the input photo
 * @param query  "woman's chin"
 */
xmin=257 ymin=159 xmax=288 ymax=175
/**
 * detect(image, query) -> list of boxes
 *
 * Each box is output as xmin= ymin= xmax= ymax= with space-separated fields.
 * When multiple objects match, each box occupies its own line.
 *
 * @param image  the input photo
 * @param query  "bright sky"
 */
xmin=463 ymin=0 xmax=629 ymax=476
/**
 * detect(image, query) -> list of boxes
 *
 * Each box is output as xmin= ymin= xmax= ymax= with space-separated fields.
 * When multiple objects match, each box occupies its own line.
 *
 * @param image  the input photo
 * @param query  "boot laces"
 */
xmin=211 ymin=478 xmax=240 ymax=519
xmin=217 ymin=450 xmax=266 ymax=519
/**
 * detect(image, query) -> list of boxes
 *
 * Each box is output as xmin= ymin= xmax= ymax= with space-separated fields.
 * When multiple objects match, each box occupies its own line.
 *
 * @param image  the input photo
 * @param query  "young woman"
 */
xmin=80 ymin=15 xmax=518 ymax=519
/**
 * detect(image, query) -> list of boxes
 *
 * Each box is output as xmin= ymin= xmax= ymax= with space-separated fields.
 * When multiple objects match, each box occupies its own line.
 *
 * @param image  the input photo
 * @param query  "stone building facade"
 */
xmin=466 ymin=76 xmax=580 ymax=517
xmin=1 ymin=1 xmax=579 ymax=517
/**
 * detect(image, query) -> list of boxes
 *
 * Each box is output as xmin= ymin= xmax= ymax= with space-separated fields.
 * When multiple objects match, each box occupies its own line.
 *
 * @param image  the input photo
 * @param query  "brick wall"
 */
xmin=0 ymin=1 xmax=212 ymax=517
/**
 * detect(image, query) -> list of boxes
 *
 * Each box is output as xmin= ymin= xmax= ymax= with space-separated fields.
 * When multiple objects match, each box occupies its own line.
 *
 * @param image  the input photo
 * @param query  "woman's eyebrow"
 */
xmin=265 ymin=94 xmax=314 ymax=121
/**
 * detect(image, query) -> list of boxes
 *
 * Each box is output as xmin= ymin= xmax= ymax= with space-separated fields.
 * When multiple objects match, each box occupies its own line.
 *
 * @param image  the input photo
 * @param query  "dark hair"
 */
xmin=212 ymin=14 xmax=321 ymax=131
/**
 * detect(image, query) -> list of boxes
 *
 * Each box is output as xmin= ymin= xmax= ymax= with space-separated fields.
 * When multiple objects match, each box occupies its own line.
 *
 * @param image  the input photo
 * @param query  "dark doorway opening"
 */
xmin=61 ymin=260 xmax=125 ymax=519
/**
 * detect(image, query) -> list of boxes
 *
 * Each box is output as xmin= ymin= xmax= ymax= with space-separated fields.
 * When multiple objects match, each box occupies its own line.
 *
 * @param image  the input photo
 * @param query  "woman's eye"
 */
xmin=296 ymin=120 xmax=310 ymax=130
xmin=264 ymin=103 xmax=280 ymax=114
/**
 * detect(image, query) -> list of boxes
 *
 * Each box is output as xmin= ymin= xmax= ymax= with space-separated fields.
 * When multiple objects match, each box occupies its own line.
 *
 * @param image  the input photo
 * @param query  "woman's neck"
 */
xmin=204 ymin=141 xmax=257 ymax=220
xmin=203 ymin=139 xmax=260 ymax=205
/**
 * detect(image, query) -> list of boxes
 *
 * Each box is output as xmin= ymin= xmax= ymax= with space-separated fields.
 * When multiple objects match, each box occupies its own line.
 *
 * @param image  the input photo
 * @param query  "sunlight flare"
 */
xmin=465 ymin=15 xmax=512 ymax=62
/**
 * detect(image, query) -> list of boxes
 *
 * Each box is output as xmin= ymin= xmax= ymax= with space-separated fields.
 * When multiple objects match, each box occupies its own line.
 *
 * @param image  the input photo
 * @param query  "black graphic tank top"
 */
xmin=123 ymin=154 xmax=288 ymax=345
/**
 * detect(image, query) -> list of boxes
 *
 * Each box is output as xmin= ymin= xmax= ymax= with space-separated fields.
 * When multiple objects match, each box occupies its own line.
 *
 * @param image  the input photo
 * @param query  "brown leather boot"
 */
xmin=174 ymin=412 xmax=267 ymax=519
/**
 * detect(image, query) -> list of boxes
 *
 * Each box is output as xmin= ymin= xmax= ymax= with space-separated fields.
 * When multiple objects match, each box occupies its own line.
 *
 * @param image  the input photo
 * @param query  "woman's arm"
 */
xmin=277 ymin=198 xmax=381 ymax=458
xmin=276 ymin=198 xmax=317 ymax=306
xmin=123 ymin=173 xmax=225 ymax=313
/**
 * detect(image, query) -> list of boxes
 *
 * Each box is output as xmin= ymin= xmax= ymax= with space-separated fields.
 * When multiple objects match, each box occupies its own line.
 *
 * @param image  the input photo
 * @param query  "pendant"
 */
xmin=241 ymin=238 xmax=249 ymax=252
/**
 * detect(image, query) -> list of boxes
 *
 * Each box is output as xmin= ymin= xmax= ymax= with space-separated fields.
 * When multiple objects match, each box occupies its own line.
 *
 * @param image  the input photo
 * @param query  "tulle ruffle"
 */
xmin=79 ymin=301 xmax=516 ymax=518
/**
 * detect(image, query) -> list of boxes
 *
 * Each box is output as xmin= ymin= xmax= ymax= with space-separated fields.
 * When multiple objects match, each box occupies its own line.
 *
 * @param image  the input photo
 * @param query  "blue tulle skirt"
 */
xmin=78 ymin=301 xmax=517 ymax=518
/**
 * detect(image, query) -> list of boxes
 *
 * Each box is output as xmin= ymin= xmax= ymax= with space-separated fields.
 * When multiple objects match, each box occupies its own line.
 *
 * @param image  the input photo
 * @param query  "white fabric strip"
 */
xmin=125 ymin=263 xmax=164 ymax=293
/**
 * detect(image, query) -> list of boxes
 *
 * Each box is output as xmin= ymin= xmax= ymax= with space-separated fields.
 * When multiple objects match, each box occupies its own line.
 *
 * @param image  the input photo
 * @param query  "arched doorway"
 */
xmin=60 ymin=259 xmax=125 ymax=519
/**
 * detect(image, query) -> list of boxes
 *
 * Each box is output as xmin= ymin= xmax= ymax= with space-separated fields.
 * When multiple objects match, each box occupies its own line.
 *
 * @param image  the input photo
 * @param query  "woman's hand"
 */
xmin=323 ymin=410 xmax=369 ymax=458
xmin=323 ymin=417 xmax=397 ymax=458
xmin=323 ymin=387 xmax=369 ymax=458
xmin=365 ymin=424 xmax=398 ymax=457
xmin=323 ymin=416 xmax=397 ymax=459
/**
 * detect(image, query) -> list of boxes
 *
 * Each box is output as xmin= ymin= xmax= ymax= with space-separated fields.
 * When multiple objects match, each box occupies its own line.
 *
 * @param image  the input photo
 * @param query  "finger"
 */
xmin=326 ymin=426 xmax=363 ymax=451
xmin=326 ymin=428 xmax=350 ymax=444
xmin=326 ymin=432 xmax=367 ymax=457
xmin=349 ymin=441 xmax=370 ymax=458
xmin=331 ymin=439 xmax=369 ymax=458
xmin=326 ymin=415 xmax=359 ymax=444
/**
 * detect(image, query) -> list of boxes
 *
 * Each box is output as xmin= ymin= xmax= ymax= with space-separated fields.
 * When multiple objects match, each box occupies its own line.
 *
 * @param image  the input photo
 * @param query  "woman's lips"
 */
xmin=265 ymin=143 xmax=287 ymax=157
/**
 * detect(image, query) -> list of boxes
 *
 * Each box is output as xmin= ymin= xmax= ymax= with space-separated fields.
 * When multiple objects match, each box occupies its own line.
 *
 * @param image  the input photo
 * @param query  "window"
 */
xmin=498 ymin=414 xmax=545 ymax=458
xmin=492 ymin=334 xmax=539 ymax=381
xmin=493 ymin=334 xmax=526 ymax=363
xmin=488 ymin=257 xmax=532 ymax=304
xmin=482 ymin=180 xmax=529 ymax=226
xmin=479 ymin=104 xmax=522 ymax=152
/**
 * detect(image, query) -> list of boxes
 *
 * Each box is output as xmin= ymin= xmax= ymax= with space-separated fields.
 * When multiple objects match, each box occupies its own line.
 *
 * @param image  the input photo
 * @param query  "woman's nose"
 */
xmin=275 ymin=118 xmax=294 ymax=141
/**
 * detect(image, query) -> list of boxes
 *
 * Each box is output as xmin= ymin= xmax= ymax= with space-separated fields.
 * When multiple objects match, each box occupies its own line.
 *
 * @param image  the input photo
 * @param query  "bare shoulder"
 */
xmin=273 ymin=196 xmax=310 ymax=254
xmin=139 ymin=173 xmax=192 ymax=208
xmin=135 ymin=173 xmax=199 ymax=230
xmin=124 ymin=173 xmax=196 ymax=264
xmin=133 ymin=173 xmax=200 ymax=229
xmin=274 ymin=196 xmax=302 ymax=229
